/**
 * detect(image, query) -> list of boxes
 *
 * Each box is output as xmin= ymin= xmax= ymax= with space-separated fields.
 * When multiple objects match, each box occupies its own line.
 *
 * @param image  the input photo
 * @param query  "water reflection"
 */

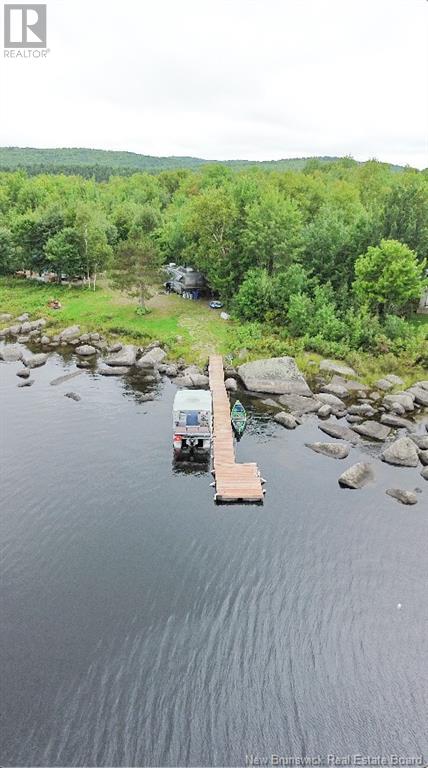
xmin=172 ymin=453 xmax=211 ymax=476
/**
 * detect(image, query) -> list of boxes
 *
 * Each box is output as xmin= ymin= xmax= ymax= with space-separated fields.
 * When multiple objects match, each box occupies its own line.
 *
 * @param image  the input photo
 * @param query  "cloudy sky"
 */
xmin=1 ymin=0 xmax=427 ymax=167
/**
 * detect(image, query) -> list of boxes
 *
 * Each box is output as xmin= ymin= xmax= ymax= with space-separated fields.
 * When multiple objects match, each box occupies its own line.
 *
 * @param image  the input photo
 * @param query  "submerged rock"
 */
xmin=0 ymin=345 xmax=23 ymax=362
xmin=50 ymin=371 xmax=83 ymax=386
xmin=381 ymin=437 xmax=419 ymax=467
xmin=306 ymin=442 xmax=350 ymax=459
xmin=65 ymin=391 xmax=81 ymax=401
xmin=98 ymin=365 xmax=129 ymax=376
xmin=318 ymin=420 xmax=359 ymax=444
xmin=279 ymin=393 xmax=320 ymax=414
xmin=238 ymin=356 xmax=312 ymax=396
xmin=22 ymin=353 xmax=48 ymax=369
xmin=338 ymin=462 xmax=374 ymax=489
xmin=274 ymin=411 xmax=298 ymax=429
xmin=17 ymin=378 xmax=34 ymax=388
xmin=386 ymin=488 xmax=418 ymax=506
xmin=352 ymin=421 xmax=391 ymax=441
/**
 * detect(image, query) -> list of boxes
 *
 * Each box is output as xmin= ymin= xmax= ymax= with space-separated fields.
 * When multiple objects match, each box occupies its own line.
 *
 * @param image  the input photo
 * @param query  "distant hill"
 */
xmin=0 ymin=146 xmax=406 ymax=180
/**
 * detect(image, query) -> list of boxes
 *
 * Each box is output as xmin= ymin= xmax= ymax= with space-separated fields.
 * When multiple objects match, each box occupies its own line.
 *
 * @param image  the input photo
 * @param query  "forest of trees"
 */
xmin=0 ymin=158 xmax=427 ymax=361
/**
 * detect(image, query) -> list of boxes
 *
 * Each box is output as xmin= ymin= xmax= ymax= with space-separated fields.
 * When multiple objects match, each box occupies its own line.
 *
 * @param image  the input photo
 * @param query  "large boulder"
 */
xmin=105 ymin=345 xmax=137 ymax=367
xmin=338 ymin=462 xmax=374 ymax=489
xmin=406 ymin=386 xmax=428 ymax=408
xmin=0 ymin=345 xmax=23 ymax=362
xmin=225 ymin=377 xmax=238 ymax=392
xmin=320 ymin=382 xmax=349 ymax=399
xmin=0 ymin=313 xmax=12 ymax=322
xmin=175 ymin=373 xmax=209 ymax=388
xmin=274 ymin=411 xmax=298 ymax=429
xmin=381 ymin=437 xmax=420 ymax=467
xmin=318 ymin=420 xmax=359 ymax=444
xmin=317 ymin=404 xmax=332 ymax=419
xmin=330 ymin=375 xmax=368 ymax=394
xmin=306 ymin=442 xmax=350 ymax=459
xmin=374 ymin=378 xmax=394 ymax=391
xmin=59 ymin=325 xmax=80 ymax=342
xmin=418 ymin=450 xmax=428 ymax=466
xmin=22 ymin=353 xmax=48 ymax=369
xmin=278 ymin=393 xmax=320 ymax=415
xmin=76 ymin=344 xmax=97 ymax=356
xmin=385 ymin=374 xmax=404 ymax=386
xmin=135 ymin=347 xmax=166 ymax=369
xmin=421 ymin=466 xmax=428 ymax=481
xmin=319 ymin=359 xmax=357 ymax=377
xmin=316 ymin=392 xmax=346 ymax=410
xmin=352 ymin=421 xmax=391 ymax=441
xmin=238 ymin=356 xmax=312 ymax=396
xmin=408 ymin=434 xmax=428 ymax=450
xmin=386 ymin=488 xmax=418 ymax=506
xmin=380 ymin=413 xmax=413 ymax=430
xmin=383 ymin=393 xmax=414 ymax=412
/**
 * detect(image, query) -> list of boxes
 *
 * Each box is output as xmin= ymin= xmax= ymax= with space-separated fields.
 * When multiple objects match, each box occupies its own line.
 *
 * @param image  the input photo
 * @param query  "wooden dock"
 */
xmin=209 ymin=355 xmax=264 ymax=503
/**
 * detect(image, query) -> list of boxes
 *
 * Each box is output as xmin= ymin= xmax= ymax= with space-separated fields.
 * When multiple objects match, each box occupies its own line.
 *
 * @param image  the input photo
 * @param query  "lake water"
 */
xmin=1 ymin=344 xmax=427 ymax=766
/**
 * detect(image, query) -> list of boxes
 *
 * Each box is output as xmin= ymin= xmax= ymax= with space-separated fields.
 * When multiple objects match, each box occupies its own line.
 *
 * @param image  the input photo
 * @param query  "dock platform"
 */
xmin=208 ymin=355 xmax=264 ymax=503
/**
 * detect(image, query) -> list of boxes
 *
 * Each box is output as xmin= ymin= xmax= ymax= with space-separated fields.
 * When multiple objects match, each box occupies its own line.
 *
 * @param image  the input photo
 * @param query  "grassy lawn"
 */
xmin=0 ymin=276 xmax=427 ymax=387
xmin=0 ymin=277 xmax=232 ymax=364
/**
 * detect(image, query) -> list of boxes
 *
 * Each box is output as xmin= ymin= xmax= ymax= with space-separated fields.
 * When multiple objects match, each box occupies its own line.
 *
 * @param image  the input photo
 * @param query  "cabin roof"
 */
xmin=173 ymin=389 xmax=212 ymax=412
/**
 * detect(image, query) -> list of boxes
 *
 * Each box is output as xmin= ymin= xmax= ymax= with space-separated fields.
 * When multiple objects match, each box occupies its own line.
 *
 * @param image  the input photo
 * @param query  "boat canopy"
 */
xmin=173 ymin=389 xmax=212 ymax=413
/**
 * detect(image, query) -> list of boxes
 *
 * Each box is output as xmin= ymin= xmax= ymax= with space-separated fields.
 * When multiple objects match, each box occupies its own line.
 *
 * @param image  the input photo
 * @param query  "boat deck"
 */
xmin=208 ymin=355 xmax=264 ymax=503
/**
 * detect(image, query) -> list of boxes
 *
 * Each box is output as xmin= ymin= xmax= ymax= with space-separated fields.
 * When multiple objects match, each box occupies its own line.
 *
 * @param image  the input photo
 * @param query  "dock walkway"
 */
xmin=208 ymin=355 xmax=264 ymax=503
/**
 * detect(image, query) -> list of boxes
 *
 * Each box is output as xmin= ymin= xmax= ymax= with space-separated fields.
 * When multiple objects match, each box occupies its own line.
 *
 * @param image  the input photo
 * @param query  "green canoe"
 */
xmin=231 ymin=400 xmax=247 ymax=437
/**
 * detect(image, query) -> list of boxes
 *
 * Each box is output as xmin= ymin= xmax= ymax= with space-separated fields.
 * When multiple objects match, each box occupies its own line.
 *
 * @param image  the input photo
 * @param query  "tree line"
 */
xmin=0 ymin=159 xmax=427 ymax=359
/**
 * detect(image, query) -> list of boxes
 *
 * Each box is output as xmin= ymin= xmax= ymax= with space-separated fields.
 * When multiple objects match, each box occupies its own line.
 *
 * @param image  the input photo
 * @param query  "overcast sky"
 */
xmin=0 ymin=0 xmax=427 ymax=167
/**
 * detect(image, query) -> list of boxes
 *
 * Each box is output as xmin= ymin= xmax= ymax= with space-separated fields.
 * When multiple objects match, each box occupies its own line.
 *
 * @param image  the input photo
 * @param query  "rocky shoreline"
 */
xmin=1 ymin=314 xmax=427 ymax=504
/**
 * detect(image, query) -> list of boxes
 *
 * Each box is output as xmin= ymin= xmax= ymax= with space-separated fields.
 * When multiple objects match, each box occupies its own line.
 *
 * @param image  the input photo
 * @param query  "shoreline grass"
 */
xmin=0 ymin=276 xmax=427 ymax=387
